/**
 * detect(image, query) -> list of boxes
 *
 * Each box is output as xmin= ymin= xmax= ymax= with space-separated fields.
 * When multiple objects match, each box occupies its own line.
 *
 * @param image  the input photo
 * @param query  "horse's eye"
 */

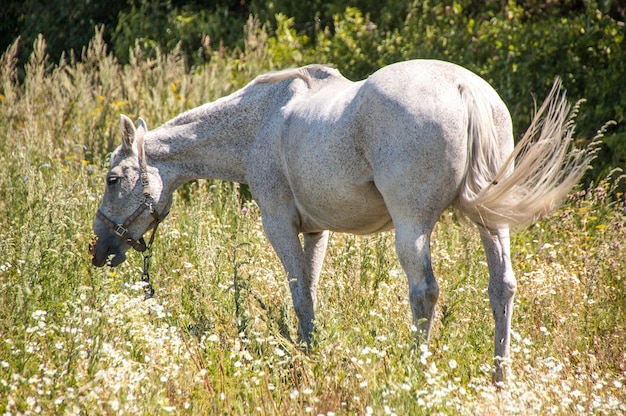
xmin=107 ymin=176 xmax=119 ymax=186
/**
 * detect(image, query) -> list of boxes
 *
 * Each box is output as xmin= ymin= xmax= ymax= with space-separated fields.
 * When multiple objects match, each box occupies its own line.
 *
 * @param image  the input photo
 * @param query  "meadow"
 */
xmin=0 ymin=30 xmax=625 ymax=415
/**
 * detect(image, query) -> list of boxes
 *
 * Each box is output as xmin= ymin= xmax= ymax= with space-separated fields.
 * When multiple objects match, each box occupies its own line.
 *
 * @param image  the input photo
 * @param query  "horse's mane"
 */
xmin=251 ymin=64 xmax=341 ymax=87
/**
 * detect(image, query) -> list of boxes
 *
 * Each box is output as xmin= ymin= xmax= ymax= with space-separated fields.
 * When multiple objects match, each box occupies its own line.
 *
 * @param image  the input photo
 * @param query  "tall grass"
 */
xmin=1 ymin=28 xmax=624 ymax=415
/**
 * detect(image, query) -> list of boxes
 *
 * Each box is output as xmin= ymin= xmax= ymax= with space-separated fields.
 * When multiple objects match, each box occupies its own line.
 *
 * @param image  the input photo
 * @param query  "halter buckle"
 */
xmin=114 ymin=224 xmax=128 ymax=238
xmin=145 ymin=197 xmax=155 ymax=214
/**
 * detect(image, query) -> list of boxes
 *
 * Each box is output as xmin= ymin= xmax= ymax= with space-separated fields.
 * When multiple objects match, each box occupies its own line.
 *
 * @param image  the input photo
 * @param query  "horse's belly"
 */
xmin=293 ymin=181 xmax=393 ymax=234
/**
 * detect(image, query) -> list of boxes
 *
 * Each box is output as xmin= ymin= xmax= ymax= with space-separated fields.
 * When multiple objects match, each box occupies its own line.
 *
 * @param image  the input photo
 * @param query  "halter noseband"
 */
xmin=96 ymin=132 xmax=166 ymax=252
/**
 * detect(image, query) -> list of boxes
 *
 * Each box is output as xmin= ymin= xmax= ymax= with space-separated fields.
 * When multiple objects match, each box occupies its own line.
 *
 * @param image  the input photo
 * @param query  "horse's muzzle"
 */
xmin=90 ymin=235 xmax=128 ymax=267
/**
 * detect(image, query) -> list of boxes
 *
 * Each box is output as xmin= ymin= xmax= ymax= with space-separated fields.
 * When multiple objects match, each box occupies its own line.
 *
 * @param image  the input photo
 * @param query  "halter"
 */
xmin=96 ymin=133 xmax=166 ymax=251
xmin=96 ymin=132 xmax=167 ymax=298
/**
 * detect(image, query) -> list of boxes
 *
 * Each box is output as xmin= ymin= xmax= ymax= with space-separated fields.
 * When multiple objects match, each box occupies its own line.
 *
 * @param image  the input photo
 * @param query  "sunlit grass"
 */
xmin=0 ymin=31 xmax=624 ymax=415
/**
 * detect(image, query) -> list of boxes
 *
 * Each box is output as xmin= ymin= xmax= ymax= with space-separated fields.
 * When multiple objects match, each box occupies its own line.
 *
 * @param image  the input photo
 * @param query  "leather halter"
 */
xmin=96 ymin=133 xmax=166 ymax=252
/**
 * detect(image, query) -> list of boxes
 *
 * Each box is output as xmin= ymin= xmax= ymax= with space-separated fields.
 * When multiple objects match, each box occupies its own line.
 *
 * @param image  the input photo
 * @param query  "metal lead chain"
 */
xmin=142 ymin=247 xmax=155 ymax=299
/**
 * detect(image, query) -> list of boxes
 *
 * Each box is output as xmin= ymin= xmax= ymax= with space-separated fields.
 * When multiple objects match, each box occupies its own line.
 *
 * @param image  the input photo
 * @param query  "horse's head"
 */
xmin=91 ymin=115 xmax=170 ymax=267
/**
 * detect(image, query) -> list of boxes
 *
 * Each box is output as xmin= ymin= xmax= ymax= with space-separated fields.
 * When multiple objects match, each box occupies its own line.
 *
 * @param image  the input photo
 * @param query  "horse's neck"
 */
xmin=146 ymin=88 xmax=268 ymax=186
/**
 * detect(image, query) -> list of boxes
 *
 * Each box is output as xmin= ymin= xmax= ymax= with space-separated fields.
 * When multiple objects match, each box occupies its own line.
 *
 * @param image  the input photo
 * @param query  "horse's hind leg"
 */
xmin=479 ymin=225 xmax=517 ymax=383
xmin=394 ymin=222 xmax=440 ymax=342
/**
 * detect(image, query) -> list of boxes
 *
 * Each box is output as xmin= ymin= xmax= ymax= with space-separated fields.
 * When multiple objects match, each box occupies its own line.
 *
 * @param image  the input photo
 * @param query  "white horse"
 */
xmin=91 ymin=60 xmax=594 ymax=382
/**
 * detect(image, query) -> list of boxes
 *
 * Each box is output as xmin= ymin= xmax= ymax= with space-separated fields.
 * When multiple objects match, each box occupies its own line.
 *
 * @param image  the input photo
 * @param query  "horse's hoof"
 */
xmin=492 ymin=366 xmax=506 ymax=387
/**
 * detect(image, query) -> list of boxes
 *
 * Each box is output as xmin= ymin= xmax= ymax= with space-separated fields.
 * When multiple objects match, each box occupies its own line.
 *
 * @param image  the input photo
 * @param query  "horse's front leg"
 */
xmin=479 ymin=226 xmax=517 ymax=383
xmin=261 ymin=216 xmax=326 ymax=345
xmin=303 ymin=231 xmax=329 ymax=311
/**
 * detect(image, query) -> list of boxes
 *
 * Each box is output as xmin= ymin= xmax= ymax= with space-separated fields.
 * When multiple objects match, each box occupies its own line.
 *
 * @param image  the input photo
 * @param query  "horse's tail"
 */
xmin=457 ymin=79 xmax=598 ymax=229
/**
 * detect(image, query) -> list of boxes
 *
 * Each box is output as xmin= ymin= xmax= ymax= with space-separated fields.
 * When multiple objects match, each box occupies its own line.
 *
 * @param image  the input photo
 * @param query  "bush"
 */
xmin=111 ymin=0 xmax=249 ymax=67
xmin=0 ymin=0 xmax=126 ymax=71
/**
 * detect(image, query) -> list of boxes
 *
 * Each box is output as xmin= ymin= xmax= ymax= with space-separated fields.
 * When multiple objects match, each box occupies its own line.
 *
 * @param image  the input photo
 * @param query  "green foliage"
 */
xmin=0 ymin=0 xmax=127 ymax=70
xmin=464 ymin=5 xmax=625 ymax=142
xmin=111 ymin=0 xmax=248 ymax=67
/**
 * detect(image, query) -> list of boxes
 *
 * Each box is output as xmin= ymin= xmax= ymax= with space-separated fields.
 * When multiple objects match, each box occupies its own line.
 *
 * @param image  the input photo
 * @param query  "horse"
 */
xmin=91 ymin=59 xmax=595 ymax=382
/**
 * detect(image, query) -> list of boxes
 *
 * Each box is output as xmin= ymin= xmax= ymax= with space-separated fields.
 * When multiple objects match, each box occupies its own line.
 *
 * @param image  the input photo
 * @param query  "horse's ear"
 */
xmin=137 ymin=117 xmax=148 ymax=134
xmin=120 ymin=114 xmax=136 ymax=152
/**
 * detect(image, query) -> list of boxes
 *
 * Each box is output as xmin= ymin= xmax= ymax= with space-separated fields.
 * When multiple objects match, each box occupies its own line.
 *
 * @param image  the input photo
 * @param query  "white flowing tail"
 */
xmin=458 ymin=79 xmax=598 ymax=229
